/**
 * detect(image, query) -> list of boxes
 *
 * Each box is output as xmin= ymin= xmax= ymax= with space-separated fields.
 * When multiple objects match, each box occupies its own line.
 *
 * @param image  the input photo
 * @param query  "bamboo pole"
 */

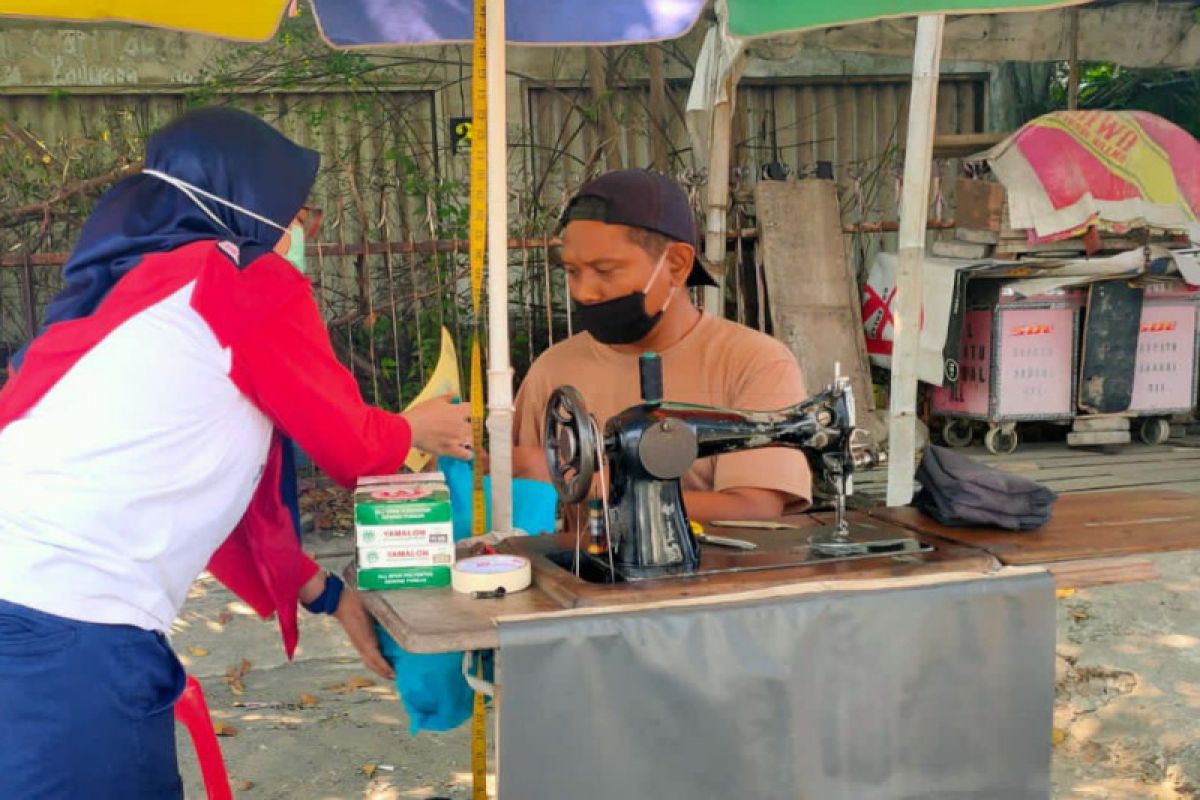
xmin=702 ymin=99 xmax=732 ymax=315
xmin=886 ymin=14 xmax=945 ymax=507
xmin=486 ymin=0 xmax=514 ymax=534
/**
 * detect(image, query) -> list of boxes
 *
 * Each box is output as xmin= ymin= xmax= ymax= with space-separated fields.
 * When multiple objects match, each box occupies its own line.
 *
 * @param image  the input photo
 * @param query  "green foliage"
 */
xmin=1052 ymin=62 xmax=1200 ymax=137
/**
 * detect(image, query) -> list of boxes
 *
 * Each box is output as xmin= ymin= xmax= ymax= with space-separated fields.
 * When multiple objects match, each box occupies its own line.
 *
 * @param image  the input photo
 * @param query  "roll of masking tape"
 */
xmin=451 ymin=555 xmax=532 ymax=595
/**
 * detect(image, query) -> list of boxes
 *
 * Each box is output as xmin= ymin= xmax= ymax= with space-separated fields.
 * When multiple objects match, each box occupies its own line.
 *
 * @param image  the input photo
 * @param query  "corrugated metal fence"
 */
xmin=1 ymin=72 xmax=986 ymax=403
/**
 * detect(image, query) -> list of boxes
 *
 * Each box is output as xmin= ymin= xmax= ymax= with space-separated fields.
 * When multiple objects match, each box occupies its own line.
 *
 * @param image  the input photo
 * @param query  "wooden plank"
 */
xmin=912 ymin=461 xmax=1200 ymax=485
xmin=1033 ymin=470 xmax=1200 ymax=493
xmin=932 ymin=132 xmax=1008 ymax=159
xmin=955 ymin=177 xmax=1005 ymax=231
xmin=347 ymin=563 xmax=563 ymax=654
xmin=501 ymin=512 xmax=998 ymax=609
xmin=1067 ymin=431 xmax=1132 ymax=447
xmin=984 ymin=452 xmax=1200 ymax=469
xmin=931 ymin=238 xmax=991 ymax=259
xmin=755 ymin=179 xmax=874 ymax=411
xmin=1077 ymin=480 xmax=1200 ymax=494
xmin=955 ymin=227 xmax=1000 ymax=245
xmin=869 ymin=490 xmax=1200 ymax=565
xmin=496 ymin=566 xmax=1047 ymax=625
xmin=1046 ymin=557 xmax=1159 ymax=589
xmin=1073 ymin=416 xmax=1131 ymax=432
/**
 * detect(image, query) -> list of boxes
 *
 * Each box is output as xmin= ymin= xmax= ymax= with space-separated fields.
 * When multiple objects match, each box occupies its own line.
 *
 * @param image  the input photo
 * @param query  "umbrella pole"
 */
xmin=485 ymin=0 xmax=514 ymax=534
xmin=886 ymin=14 xmax=945 ymax=506
xmin=702 ymin=100 xmax=732 ymax=315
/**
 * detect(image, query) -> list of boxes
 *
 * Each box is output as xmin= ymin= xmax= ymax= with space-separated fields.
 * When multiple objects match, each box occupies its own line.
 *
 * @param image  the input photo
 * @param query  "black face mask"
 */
xmin=574 ymin=290 xmax=663 ymax=345
xmin=573 ymin=254 xmax=675 ymax=345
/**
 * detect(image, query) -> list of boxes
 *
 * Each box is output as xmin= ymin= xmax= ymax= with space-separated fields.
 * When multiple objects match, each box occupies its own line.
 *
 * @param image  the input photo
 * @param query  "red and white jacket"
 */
xmin=0 ymin=241 xmax=411 ymax=657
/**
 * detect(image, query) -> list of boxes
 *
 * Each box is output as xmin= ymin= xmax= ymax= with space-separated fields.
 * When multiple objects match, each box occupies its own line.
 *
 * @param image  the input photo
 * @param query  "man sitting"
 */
xmin=513 ymin=169 xmax=811 ymax=521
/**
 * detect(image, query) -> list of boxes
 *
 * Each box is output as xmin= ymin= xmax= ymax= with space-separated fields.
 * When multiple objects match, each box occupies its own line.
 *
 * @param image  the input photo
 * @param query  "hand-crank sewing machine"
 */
xmin=538 ymin=352 xmax=928 ymax=584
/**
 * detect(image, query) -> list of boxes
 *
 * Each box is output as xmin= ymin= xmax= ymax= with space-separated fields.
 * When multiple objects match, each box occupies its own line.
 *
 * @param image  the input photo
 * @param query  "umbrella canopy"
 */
xmin=0 ymin=0 xmax=707 ymax=45
xmin=1 ymin=0 xmax=1092 ymax=45
xmin=723 ymin=0 xmax=1089 ymax=38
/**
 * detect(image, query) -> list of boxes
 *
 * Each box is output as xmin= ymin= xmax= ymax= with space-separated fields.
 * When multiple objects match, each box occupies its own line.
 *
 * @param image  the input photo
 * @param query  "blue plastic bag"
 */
xmin=439 ymin=456 xmax=559 ymax=540
xmin=377 ymin=457 xmax=556 ymax=733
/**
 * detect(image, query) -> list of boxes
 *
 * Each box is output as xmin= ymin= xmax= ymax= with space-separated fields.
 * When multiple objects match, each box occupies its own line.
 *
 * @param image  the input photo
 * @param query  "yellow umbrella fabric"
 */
xmin=0 ymin=0 xmax=287 ymax=41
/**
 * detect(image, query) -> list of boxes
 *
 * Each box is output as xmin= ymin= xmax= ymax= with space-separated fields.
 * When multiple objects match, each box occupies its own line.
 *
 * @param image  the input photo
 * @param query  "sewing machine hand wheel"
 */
xmin=544 ymin=386 xmax=598 ymax=504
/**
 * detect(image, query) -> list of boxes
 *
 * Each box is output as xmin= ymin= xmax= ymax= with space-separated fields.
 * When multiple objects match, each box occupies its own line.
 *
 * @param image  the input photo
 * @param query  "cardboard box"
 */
xmin=356 ymin=565 xmax=451 ymax=590
xmin=358 ymin=543 xmax=455 ymax=568
xmin=355 ymin=473 xmax=455 ymax=590
xmin=354 ymin=478 xmax=452 ymax=528
xmin=356 ymin=523 xmax=453 ymax=547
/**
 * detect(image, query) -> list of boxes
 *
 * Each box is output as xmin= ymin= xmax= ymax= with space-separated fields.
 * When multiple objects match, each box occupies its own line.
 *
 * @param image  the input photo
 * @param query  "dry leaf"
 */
xmin=229 ymin=679 xmax=246 ymax=696
xmin=361 ymin=763 xmax=378 ymax=778
xmin=186 ymin=646 xmax=210 ymax=658
xmin=298 ymin=693 xmax=320 ymax=708
xmin=1070 ymin=609 xmax=1090 ymax=622
xmin=236 ymin=780 xmax=256 ymax=791
xmin=1055 ymin=588 xmax=1076 ymax=600
xmin=213 ymin=723 xmax=239 ymax=737
xmin=217 ymin=611 xmax=234 ymax=625
xmin=1051 ymin=727 xmax=1067 ymax=746
xmin=239 ymin=658 xmax=253 ymax=676
xmin=326 ymin=677 xmax=378 ymax=694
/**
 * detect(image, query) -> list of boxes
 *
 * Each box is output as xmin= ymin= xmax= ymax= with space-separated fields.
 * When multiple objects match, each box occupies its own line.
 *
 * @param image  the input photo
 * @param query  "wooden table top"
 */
xmin=869 ymin=490 xmax=1200 ymax=564
xmin=351 ymin=511 xmax=995 ymax=653
xmin=355 ymin=491 xmax=1200 ymax=654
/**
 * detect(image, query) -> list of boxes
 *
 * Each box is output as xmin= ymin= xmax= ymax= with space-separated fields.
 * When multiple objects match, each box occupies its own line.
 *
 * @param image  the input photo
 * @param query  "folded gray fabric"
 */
xmin=918 ymin=445 xmax=1054 ymax=516
xmin=914 ymin=445 xmax=1056 ymax=531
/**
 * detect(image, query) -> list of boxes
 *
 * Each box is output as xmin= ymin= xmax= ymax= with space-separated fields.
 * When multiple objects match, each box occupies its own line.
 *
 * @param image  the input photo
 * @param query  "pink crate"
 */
xmin=932 ymin=304 xmax=1078 ymax=421
xmin=994 ymin=306 xmax=1077 ymax=418
xmin=1129 ymin=300 xmax=1199 ymax=414
xmin=931 ymin=309 xmax=992 ymax=417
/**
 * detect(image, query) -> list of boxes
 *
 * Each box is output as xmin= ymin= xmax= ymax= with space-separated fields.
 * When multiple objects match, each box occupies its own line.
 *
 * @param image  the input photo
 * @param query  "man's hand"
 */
xmin=404 ymin=394 xmax=472 ymax=461
xmin=332 ymin=585 xmax=395 ymax=680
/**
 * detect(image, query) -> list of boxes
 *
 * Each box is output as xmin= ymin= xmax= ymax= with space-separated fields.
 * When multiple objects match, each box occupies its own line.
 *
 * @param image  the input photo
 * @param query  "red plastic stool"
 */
xmin=174 ymin=675 xmax=234 ymax=800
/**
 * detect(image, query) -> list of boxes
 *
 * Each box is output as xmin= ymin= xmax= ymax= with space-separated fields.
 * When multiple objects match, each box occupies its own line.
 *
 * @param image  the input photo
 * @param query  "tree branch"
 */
xmin=0 ymin=162 xmax=141 ymax=226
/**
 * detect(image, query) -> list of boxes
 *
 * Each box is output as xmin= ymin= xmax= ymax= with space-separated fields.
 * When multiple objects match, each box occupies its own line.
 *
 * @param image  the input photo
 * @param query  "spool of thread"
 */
xmin=451 ymin=555 xmax=532 ymax=595
xmin=639 ymin=352 xmax=663 ymax=404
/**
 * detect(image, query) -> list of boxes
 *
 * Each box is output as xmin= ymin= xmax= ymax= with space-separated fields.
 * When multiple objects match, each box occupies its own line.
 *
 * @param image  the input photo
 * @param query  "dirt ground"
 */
xmin=172 ymin=547 xmax=1200 ymax=800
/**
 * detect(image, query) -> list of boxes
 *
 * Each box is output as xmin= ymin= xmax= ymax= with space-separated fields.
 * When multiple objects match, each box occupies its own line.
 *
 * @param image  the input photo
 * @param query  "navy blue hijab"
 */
xmin=16 ymin=106 xmax=319 ymax=366
xmin=15 ymin=107 xmax=321 ymax=537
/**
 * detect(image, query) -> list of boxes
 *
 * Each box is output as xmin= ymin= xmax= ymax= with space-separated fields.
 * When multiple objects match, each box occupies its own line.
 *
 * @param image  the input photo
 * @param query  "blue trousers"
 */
xmin=0 ymin=599 xmax=186 ymax=799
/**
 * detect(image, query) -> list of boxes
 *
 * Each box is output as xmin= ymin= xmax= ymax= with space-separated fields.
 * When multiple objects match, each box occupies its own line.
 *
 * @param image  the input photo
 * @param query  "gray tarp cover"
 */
xmin=496 ymin=569 xmax=1054 ymax=800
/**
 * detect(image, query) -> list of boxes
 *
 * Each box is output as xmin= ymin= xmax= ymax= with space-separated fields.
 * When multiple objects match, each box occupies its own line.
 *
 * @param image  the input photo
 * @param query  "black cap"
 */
xmin=559 ymin=169 xmax=718 ymax=287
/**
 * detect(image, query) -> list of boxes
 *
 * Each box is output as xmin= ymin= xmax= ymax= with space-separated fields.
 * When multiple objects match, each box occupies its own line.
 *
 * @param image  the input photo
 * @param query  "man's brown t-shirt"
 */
xmin=514 ymin=314 xmax=813 ymax=508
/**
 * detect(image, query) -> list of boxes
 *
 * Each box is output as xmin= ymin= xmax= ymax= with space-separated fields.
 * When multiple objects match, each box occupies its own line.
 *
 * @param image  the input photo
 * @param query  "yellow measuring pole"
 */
xmin=468 ymin=0 xmax=489 ymax=796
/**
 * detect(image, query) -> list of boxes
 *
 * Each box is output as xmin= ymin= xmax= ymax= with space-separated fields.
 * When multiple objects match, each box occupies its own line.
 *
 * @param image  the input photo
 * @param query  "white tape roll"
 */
xmin=451 ymin=555 xmax=532 ymax=595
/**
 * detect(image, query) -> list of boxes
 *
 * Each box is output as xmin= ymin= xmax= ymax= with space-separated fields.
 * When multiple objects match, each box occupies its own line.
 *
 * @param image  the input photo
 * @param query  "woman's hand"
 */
xmin=404 ymin=394 xmax=472 ymax=460
xmin=332 ymin=586 xmax=395 ymax=680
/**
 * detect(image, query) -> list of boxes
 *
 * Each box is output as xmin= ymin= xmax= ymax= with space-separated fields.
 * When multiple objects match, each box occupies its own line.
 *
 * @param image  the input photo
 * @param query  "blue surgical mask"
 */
xmin=284 ymin=224 xmax=306 ymax=273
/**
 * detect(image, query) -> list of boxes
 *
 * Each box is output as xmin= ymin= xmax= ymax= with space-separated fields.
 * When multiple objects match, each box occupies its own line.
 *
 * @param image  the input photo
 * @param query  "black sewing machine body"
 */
xmin=544 ymin=353 xmax=898 ymax=583
xmin=604 ymin=396 xmax=849 ymax=579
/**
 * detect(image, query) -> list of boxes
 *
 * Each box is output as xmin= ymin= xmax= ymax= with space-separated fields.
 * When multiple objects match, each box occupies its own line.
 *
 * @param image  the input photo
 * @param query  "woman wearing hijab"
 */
xmin=0 ymin=107 xmax=472 ymax=798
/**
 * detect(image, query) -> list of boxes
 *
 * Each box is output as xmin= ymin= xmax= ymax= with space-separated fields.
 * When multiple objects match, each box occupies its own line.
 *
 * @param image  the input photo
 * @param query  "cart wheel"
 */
xmin=984 ymin=426 xmax=1019 ymax=456
xmin=1138 ymin=418 xmax=1170 ymax=446
xmin=942 ymin=419 xmax=974 ymax=448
